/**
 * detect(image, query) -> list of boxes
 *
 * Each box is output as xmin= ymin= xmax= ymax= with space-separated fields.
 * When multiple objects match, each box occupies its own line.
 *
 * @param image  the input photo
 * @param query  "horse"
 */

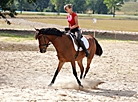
xmin=35 ymin=28 xmax=103 ymax=88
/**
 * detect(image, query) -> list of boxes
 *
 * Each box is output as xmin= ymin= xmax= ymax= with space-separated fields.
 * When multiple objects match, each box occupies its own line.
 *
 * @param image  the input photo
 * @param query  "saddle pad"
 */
xmin=70 ymin=35 xmax=89 ymax=51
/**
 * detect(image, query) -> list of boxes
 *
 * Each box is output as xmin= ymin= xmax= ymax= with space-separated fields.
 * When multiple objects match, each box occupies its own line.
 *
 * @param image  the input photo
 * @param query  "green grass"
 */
xmin=0 ymin=33 xmax=35 ymax=42
xmin=2 ymin=37 xmax=34 ymax=42
xmin=26 ymin=18 xmax=138 ymax=32
xmin=0 ymin=32 xmax=138 ymax=43
xmin=17 ymin=14 xmax=67 ymax=17
xmin=121 ymin=2 xmax=138 ymax=12
xmin=0 ymin=32 xmax=34 ymax=38
xmin=116 ymin=1 xmax=138 ymax=15
xmin=17 ymin=13 xmax=138 ymax=19
xmin=17 ymin=12 xmax=68 ymax=17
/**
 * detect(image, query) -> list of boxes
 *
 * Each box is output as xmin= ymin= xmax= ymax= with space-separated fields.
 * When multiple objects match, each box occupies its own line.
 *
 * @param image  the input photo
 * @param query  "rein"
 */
xmin=39 ymin=34 xmax=58 ymax=47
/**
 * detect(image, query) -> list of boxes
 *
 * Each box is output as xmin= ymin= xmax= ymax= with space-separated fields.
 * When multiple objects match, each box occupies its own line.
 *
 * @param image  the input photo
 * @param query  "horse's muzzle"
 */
xmin=40 ymin=47 xmax=46 ymax=53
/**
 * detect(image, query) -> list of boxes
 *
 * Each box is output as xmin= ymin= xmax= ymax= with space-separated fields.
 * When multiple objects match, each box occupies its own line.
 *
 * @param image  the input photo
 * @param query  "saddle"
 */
xmin=65 ymin=29 xmax=89 ymax=59
xmin=70 ymin=33 xmax=81 ymax=47
xmin=66 ymin=33 xmax=89 ymax=51
xmin=65 ymin=27 xmax=82 ymax=47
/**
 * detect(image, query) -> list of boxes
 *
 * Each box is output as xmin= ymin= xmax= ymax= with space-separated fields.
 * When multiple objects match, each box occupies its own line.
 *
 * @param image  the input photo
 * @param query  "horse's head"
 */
xmin=35 ymin=28 xmax=49 ymax=53
xmin=35 ymin=28 xmax=63 ymax=53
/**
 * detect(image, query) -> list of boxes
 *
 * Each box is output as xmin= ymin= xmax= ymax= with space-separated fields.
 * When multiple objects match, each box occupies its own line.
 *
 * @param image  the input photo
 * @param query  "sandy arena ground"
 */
xmin=0 ymin=40 xmax=138 ymax=102
xmin=0 ymin=18 xmax=138 ymax=101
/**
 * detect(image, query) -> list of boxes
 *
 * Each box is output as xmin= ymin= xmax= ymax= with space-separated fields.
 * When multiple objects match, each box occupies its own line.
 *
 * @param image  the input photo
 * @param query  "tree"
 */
xmin=50 ymin=0 xmax=66 ymax=15
xmin=95 ymin=0 xmax=108 ymax=14
xmin=103 ymin=0 xmax=124 ymax=17
xmin=0 ymin=0 xmax=37 ymax=24
xmin=17 ymin=0 xmax=35 ymax=13
xmin=86 ymin=0 xmax=108 ymax=14
xmin=50 ymin=0 xmax=87 ymax=14
xmin=73 ymin=0 xmax=87 ymax=13
xmin=0 ymin=0 xmax=16 ymax=24
xmin=34 ymin=0 xmax=50 ymax=12
xmin=86 ymin=0 xmax=97 ymax=14
xmin=47 ymin=1 xmax=56 ymax=12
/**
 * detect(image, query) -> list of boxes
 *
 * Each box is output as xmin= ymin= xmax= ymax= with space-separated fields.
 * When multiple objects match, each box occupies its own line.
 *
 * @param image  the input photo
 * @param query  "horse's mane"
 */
xmin=40 ymin=28 xmax=63 ymax=36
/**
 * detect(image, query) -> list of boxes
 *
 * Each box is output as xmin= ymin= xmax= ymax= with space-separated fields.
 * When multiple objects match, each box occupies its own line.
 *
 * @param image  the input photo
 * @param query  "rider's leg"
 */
xmin=75 ymin=30 xmax=90 ymax=57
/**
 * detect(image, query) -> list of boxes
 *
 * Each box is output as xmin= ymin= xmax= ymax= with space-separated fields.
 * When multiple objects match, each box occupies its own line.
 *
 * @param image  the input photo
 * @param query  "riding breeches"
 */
xmin=70 ymin=27 xmax=82 ymax=41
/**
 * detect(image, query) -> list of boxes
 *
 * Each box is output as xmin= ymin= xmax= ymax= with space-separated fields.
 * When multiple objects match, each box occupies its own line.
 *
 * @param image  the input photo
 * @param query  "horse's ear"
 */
xmin=34 ymin=28 xmax=39 ymax=40
xmin=35 ymin=28 xmax=39 ymax=31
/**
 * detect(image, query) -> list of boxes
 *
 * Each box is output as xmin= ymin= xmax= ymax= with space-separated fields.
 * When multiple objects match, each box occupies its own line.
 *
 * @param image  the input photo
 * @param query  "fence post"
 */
xmin=93 ymin=18 xmax=97 ymax=37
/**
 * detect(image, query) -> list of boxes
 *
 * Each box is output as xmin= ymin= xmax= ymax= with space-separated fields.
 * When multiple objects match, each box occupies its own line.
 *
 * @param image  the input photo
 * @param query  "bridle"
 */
xmin=38 ymin=34 xmax=58 ymax=47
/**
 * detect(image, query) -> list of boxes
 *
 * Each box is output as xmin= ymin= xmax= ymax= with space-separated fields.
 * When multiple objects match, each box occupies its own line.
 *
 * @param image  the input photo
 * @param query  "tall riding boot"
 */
xmin=78 ymin=40 xmax=90 ymax=57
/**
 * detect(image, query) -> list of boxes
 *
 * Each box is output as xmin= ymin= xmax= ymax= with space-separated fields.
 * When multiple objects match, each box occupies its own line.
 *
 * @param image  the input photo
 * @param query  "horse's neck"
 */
xmin=52 ymin=35 xmax=72 ymax=52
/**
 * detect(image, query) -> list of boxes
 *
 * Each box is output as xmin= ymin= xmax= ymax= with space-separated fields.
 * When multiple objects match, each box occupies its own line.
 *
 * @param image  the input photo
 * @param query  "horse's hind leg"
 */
xmin=83 ymin=53 xmax=94 ymax=78
xmin=48 ymin=61 xmax=65 ymax=86
xmin=77 ymin=59 xmax=84 ymax=79
xmin=71 ymin=61 xmax=83 ymax=88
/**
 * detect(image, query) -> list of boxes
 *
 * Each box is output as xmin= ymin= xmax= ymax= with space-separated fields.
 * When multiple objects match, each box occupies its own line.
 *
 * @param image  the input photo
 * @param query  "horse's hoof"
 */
xmin=79 ymin=84 xmax=83 ymax=89
xmin=48 ymin=83 xmax=53 ymax=87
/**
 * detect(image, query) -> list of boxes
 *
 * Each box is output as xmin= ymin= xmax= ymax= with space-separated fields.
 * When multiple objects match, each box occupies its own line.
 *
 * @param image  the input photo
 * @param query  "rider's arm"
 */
xmin=70 ymin=16 xmax=78 ymax=30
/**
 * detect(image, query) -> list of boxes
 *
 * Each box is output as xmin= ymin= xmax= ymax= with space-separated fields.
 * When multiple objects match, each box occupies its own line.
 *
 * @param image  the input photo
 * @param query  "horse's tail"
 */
xmin=89 ymin=34 xmax=103 ymax=56
xmin=94 ymin=38 xmax=103 ymax=56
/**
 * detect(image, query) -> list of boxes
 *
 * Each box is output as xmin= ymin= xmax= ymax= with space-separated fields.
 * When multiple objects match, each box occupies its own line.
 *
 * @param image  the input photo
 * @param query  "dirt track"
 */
xmin=0 ymin=40 xmax=138 ymax=101
xmin=0 ymin=18 xmax=138 ymax=101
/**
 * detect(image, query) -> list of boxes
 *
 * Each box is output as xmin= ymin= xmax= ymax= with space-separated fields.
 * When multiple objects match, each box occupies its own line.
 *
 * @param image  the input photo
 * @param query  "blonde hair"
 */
xmin=64 ymin=4 xmax=73 ymax=10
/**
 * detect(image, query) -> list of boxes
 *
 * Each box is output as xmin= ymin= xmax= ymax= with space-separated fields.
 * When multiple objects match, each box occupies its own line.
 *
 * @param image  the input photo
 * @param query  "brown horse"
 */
xmin=35 ymin=28 xmax=102 ymax=88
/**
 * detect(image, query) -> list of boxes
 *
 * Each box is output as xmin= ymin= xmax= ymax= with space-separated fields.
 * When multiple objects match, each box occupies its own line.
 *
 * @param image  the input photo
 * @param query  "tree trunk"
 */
xmin=111 ymin=7 xmax=112 ymax=14
xmin=93 ymin=9 xmax=95 ymax=14
xmin=57 ymin=6 xmax=60 ymax=15
xmin=40 ymin=6 xmax=43 ymax=12
xmin=113 ymin=6 xmax=115 ymax=17
xmin=20 ymin=0 xmax=23 ymax=14
xmin=20 ymin=5 xmax=22 ymax=14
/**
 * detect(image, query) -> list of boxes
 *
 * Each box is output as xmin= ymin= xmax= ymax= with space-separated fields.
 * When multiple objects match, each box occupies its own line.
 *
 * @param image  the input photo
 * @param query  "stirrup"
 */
xmin=85 ymin=50 xmax=89 ymax=57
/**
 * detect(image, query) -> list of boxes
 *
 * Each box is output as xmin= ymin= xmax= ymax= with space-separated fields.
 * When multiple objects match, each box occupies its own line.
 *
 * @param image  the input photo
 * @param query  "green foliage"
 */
xmin=86 ymin=0 xmax=108 ymax=14
xmin=50 ymin=0 xmax=66 ymax=15
xmin=50 ymin=0 xmax=108 ymax=14
xmin=103 ymin=0 xmax=124 ymax=17
xmin=0 ymin=0 xmax=17 ymax=24
xmin=73 ymin=0 xmax=87 ymax=13
xmin=34 ymin=0 xmax=50 ymax=12
xmin=17 ymin=0 xmax=35 ymax=13
xmin=27 ymin=0 xmax=37 ymax=4
xmin=0 ymin=0 xmax=37 ymax=24
xmin=96 ymin=0 xmax=109 ymax=14
xmin=86 ymin=0 xmax=97 ymax=13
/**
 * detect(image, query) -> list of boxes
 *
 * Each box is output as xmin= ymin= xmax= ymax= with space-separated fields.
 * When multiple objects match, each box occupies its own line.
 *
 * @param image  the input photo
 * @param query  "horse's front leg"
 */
xmin=71 ymin=61 xmax=83 ymax=88
xmin=77 ymin=59 xmax=84 ymax=79
xmin=48 ymin=61 xmax=65 ymax=86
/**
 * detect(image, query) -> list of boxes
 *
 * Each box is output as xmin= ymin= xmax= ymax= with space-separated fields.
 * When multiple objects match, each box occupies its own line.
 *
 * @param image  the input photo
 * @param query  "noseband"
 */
xmin=38 ymin=34 xmax=58 ymax=47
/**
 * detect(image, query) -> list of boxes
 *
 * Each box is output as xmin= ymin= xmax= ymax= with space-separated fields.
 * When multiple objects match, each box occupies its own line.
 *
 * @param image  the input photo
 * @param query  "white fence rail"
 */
xmin=0 ymin=28 xmax=138 ymax=35
xmin=16 ymin=11 xmax=138 ymax=18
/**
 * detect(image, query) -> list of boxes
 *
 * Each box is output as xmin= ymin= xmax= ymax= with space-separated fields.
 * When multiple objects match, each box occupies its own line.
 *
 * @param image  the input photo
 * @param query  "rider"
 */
xmin=64 ymin=4 xmax=89 ymax=57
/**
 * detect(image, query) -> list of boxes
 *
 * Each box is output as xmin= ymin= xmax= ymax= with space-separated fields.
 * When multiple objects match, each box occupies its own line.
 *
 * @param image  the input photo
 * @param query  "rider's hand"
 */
xmin=68 ymin=30 xmax=71 ymax=34
xmin=65 ymin=27 xmax=70 ymax=31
